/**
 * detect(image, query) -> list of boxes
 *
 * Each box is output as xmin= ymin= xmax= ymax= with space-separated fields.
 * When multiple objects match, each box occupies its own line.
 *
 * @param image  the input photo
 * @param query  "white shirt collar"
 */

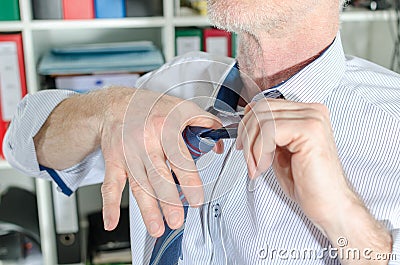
xmin=251 ymin=32 xmax=347 ymax=103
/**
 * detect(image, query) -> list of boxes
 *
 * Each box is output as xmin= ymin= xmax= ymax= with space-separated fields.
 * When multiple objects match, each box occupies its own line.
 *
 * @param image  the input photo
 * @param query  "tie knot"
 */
xmin=263 ymin=89 xmax=284 ymax=99
xmin=253 ymin=89 xmax=285 ymax=102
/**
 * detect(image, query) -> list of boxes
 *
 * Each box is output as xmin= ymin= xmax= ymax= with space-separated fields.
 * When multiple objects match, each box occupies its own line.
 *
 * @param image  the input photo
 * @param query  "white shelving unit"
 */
xmin=0 ymin=1 xmax=398 ymax=264
xmin=0 ymin=160 xmax=12 ymax=170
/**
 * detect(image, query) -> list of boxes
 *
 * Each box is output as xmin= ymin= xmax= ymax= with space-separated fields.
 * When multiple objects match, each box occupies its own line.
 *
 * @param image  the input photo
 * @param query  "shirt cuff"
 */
xmin=3 ymin=89 xmax=104 ymax=195
xmin=39 ymin=148 xmax=103 ymax=195
xmin=3 ymin=89 xmax=77 ymax=175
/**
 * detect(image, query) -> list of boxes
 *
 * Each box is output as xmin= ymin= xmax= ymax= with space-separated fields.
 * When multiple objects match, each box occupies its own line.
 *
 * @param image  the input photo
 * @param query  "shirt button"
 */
xmin=213 ymin=203 xmax=221 ymax=218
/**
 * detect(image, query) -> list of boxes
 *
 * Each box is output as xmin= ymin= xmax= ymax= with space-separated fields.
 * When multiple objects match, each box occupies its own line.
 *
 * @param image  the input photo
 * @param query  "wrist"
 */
xmin=319 ymin=190 xmax=392 ymax=264
xmin=95 ymin=86 xmax=136 ymax=148
xmin=34 ymin=88 xmax=137 ymax=170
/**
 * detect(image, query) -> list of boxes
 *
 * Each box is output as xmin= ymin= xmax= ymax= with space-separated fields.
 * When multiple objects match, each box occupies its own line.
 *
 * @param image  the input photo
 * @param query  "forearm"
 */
xmin=322 ymin=191 xmax=392 ymax=264
xmin=34 ymin=87 xmax=135 ymax=170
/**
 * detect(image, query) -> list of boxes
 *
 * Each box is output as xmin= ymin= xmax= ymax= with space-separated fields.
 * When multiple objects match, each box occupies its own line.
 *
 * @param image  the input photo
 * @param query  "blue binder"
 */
xmin=38 ymin=41 xmax=164 ymax=75
xmin=95 ymin=0 xmax=126 ymax=18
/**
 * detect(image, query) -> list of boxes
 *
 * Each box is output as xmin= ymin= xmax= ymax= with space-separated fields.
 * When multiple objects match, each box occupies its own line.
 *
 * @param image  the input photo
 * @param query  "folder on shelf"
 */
xmin=52 ymin=183 xmax=82 ymax=264
xmin=175 ymin=28 xmax=203 ymax=56
xmin=55 ymin=73 xmax=140 ymax=93
xmin=0 ymin=0 xmax=20 ymax=21
xmin=62 ymin=0 xmax=94 ymax=19
xmin=232 ymin=32 xmax=239 ymax=58
xmin=38 ymin=41 xmax=164 ymax=75
xmin=0 ymin=121 xmax=6 ymax=159
xmin=95 ymin=0 xmax=126 ymax=18
xmin=0 ymin=33 xmax=27 ymax=159
xmin=32 ymin=0 xmax=63 ymax=20
xmin=125 ymin=0 xmax=163 ymax=17
xmin=203 ymin=28 xmax=232 ymax=57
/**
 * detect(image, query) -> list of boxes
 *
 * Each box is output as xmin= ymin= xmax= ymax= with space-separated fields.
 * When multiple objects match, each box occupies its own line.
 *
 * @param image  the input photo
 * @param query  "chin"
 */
xmin=207 ymin=0 xmax=314 ymax=34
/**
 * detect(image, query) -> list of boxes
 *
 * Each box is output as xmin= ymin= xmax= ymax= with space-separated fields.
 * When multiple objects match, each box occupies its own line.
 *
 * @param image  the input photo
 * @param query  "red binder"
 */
xmin=0 ymin=33 xmax=27 ymax=159
xmin=203 ymin=28 xmax=232 ymax=57
xmin=0 ymin=119 xmax=6 ymax=159
xmin=63 ymin=0 xmax=95 ymax=19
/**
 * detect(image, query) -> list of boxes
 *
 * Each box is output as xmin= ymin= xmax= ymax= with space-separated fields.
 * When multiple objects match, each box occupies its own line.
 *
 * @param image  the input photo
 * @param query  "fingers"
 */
xmin=237 ymin=99 xmax=330 ymax=178
xmin=273 ymin=147 xmax=295 ymax=199
xmin=128 ymin=173 xmax=165 ymax=238
xmin=162 ymin=127 xmax=204 ymax=207
xmin=121 ymin=96 xmax=224 ymax=237
xmin=237 ymin=102 xmax=275 ymax=178
xmin=252 ymin=121 xmax=276 ymax=177
xmin=213 ymin=140 xmax=224 ymax=154
xmin=101 ymin=160 xmax=128 ymax=231
xmin=127 ymin=158 xmax=166 ymax=237
xmin=144 ymin=151 xmax=185 ymax=230
xmin=185 ymin=105 xmax=223 ymax=129
xmin=239 ymin=118 xmax=258 ymax=178
xmin=189 ymin=114 xmax=222 ymax=129
xmin=160 ymin=105 xmax=220 ymax=208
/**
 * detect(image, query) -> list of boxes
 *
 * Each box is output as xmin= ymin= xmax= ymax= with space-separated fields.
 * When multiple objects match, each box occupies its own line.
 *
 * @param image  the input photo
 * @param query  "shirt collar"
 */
xmin=213 ymin=32 xmax=346 ymax=113
xmin=251 ymin=32 xmax=347 ymax=103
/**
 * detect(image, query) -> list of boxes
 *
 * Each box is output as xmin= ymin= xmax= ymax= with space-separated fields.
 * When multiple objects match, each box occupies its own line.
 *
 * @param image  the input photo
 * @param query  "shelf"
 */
xmin=2 ymin=10 xmax=396 ymax=32
xmin=0 ymin=21 xmax=24 ymax=32
xmin=172 ymin=10 xmax=398 ymax=28
xmin=29 ymin=17 xmax=166 ymax=30
xmin=0 ymin=160 xmax=12 ymax=170
xmin=340 ymin=9 xmax=396 ymax=22
xmin=172 ymin=10 xmax=397 ymax=28
xmin=173 ymin=15 xmax=210 ymax=27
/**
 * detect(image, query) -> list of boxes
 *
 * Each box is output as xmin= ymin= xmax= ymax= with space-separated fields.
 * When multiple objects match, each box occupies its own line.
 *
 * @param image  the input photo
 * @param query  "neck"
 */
xmin=236 ymin=4 xmax=339 ymax=92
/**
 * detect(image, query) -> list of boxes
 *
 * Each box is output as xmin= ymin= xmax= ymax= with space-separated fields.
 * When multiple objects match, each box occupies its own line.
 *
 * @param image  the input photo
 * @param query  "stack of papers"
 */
xmin=55 ymin=73 xmax=140 ymax=93
xmin=38 ymin=41 xmax=164 ymax=75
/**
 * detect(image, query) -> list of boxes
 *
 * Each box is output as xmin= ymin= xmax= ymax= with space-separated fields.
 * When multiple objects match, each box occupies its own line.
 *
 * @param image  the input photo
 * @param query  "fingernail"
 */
xmin=168 ymin=211 xmax=181 ymax=227
xmin=236 ymin=140 xmax=242 ymax=150
xmin=104 ymin=218 xmax=111 ymax=230
xmin=191 ymin=192 xmax=203 ymax=206
xmin=149 ymin=221 xmax=160 ymax=235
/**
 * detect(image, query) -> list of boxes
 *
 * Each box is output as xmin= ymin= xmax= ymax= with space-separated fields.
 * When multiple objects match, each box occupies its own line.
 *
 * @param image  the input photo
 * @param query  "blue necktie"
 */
xmin=149 ymin=63 xmax=243 ymax=265
xmin=149 ymin=63 xmax=284 ymax=265
xmin=149 ymin=126 xmax=217 ymax=265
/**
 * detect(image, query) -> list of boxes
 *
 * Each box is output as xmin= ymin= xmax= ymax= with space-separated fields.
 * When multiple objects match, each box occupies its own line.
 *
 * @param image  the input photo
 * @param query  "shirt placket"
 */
xmin=205 ymin=138 xmax=249 ymax=264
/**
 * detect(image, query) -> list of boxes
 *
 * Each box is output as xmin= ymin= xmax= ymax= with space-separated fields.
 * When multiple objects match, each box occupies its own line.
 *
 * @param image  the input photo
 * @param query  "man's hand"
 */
xmin=237 ymin=99 xmax=392 ymax=264
xmin=101 ymin=88 xmax=221 ymax=237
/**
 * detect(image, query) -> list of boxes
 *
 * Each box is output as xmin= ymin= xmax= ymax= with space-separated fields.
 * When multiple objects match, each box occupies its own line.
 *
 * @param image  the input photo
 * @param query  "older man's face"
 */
xmin=207 ymin=0 xmax=316 ymax=34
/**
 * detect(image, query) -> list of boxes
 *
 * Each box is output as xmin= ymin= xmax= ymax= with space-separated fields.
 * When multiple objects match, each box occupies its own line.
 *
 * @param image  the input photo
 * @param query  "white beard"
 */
xmin=207 ymin=0 xmax=315 ymax=35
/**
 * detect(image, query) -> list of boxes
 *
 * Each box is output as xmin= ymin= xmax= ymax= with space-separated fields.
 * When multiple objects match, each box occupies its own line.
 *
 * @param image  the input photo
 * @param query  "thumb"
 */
xmin=101 ymin=159 xmax=127 ymax=231
xmin=186 ymin=111 xmax=222 ymax=129
xmin=272 ymin=147 xmax=294 ymax=198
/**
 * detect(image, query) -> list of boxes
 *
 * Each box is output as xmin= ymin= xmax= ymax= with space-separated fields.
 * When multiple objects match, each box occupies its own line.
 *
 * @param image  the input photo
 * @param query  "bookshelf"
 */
xmin=0 ymin=160 xmax=12 ymax=170
xmin=0 ymin=0 xmax=398 ymax=264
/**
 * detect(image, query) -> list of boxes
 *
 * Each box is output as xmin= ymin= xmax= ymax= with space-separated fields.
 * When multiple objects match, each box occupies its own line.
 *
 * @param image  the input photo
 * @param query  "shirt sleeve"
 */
xmin=389 ymin=229 xmax=400 ymax=264
xmin=2 ymin=89 xmax=105 ymax=195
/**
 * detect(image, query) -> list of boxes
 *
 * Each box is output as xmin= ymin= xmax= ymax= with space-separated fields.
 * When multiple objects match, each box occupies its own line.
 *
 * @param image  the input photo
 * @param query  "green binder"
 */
xmin=0 ymin=0 xmax=20 ymax=21
xmin=175 ymin=28 xmax=203 ymax=56
xmin=232 ymin=32 xmax=238 ymax=58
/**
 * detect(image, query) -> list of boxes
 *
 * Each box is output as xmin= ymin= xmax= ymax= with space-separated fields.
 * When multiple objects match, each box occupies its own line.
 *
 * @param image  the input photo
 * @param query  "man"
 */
xmin=3 ymin=0 xmax=400 ymax=264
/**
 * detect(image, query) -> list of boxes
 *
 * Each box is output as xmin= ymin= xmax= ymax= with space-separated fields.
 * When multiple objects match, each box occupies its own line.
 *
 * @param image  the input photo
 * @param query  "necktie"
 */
xmin=149 ymin=64 xmax=242 ymax=265
xmin=149 ymin=126 xmax=217 ymax=265
xmin=149 ymin=63 xmax=284 ymax=265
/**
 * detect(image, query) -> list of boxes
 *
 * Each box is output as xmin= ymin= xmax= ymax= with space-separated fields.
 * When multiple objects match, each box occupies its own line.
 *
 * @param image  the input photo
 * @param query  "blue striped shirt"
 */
xmin=3 ymin=33 xmax=400 ymax=264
